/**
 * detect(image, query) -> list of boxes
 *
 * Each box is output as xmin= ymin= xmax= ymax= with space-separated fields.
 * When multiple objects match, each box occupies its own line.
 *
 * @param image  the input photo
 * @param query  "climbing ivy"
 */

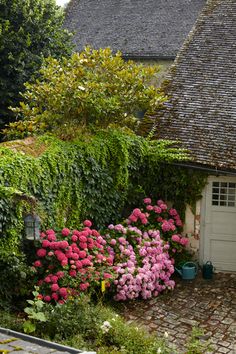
xmin=0 ymin=128 xmax=207 ymax=259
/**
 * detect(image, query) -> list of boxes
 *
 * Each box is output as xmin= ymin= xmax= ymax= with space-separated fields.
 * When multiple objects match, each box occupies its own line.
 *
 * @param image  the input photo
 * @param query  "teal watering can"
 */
xmin=175 ymin=262 xmax=198 ymax=280
xmin=202 ymin=261 xmax=214 ymax=279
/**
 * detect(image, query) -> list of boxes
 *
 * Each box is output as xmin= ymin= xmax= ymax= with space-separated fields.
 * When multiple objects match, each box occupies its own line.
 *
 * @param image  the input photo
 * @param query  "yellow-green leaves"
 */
xmin=6 ymin=47 xmax=164 ymax=139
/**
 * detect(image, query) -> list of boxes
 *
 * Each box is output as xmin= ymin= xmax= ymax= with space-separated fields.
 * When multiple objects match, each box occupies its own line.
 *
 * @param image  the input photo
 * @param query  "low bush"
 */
xmin=24 ymin=294 xmax=172 ymax=354
xmin=32 ymin=220 xmax=114 ymax=303
xmin=125 ymin=198 xmax=192 ymax=266
xmin=0 ymin=253 xmax=34 ymax=306
xmin=32 ymin=198 xmax=193 ymax=303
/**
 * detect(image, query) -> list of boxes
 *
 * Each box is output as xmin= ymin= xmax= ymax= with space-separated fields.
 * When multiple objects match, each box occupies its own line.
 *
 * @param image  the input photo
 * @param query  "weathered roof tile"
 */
xmin=148 ymin=0 xmax=236 ymax=171
xmin=64 ymin=0 xmax=206 ymax=58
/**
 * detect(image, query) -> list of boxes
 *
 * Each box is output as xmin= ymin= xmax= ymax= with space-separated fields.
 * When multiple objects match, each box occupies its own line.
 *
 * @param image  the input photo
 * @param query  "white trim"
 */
xmin=200 ymin=175 xmax=236 ymax=271
xmin=199 ymin=185 xmax=205 ymax=265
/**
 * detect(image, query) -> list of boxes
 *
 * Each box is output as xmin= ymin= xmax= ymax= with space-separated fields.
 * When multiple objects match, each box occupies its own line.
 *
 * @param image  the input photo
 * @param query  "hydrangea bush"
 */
xmin=105 ymin=224 xmax=175 ymax=300
xmin=33 ymin=220 xmax=114 ymax=303
xmin=127 ymin=198 xmax=189 ymax=263
xmin=33 ymin=198 xmax=189 ymax=302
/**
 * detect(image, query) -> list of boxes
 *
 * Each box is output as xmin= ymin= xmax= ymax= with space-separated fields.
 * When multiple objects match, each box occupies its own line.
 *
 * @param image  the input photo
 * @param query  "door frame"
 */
xmin=200 ymin=175 xmax=236 ymax=269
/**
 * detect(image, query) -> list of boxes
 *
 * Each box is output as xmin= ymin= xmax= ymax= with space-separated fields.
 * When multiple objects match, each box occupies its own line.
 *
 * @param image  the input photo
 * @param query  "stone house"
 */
xmin=146 ymin=0 xmax=236 ymax=271
xmin=64 ymin=0 xmax=206 ymax=82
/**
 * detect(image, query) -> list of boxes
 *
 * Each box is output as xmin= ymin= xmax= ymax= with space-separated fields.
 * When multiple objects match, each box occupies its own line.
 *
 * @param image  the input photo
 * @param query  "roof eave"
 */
xmin=122 ymin=54 xmax=175 ymax=60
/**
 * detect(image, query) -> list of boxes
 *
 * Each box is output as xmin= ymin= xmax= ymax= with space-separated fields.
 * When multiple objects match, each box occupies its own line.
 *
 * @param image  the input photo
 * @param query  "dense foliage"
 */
xmin=31 ymin=199 xmax=191 ymax=304
xmin=5 ymin=47 xmax=165 ymax=139
xmin=0 ymin=129 xmax=207 ymax=302
xmin=0 ymin=0 xmax=73 ymax=132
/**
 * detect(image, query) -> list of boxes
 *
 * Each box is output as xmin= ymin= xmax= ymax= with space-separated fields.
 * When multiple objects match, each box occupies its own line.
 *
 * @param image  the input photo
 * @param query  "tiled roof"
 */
xmin=64 ymin=0 xmax=206 ymax=59
xmin=147 ymin=0 xmax=236 ymax=171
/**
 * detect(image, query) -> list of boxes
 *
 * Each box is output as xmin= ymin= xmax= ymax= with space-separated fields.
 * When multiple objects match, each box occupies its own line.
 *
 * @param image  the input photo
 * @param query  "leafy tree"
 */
xmin=0 ymin=0 xmax=73 ymax=133
xmin=6 ymin=47 xmax=166 ymax=140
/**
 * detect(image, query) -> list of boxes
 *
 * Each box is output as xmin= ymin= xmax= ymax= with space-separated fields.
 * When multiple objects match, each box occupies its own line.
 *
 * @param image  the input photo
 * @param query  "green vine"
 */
xmin=0 ymin=128 xmax=207 ymax=259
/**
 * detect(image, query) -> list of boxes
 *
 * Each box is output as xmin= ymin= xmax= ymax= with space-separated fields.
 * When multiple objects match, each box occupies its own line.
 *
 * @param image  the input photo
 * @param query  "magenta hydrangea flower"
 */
xmin=44 ymin=295 xmax=51 ymax=302
xmin=59 ymin=287 xmax=67 ymax=298
xmin=51 ymin=283 xmax=59 ymax=292
xmin=171 ymin=234 xmax=180 ymax=243
xmin=143 ymin=198 xmax=152 ymax=204
xmin=83 ymin=220 xmax=92 ymax=228
xmin=61 ymin=228 xmax=70 ymax=236
xmin=180 ymin=237 xmax=189 ymax=246
xmin=34 ymin=260 xmax=42 ymax=267
xmin=36 ymin=248 xmax=47 ymax=258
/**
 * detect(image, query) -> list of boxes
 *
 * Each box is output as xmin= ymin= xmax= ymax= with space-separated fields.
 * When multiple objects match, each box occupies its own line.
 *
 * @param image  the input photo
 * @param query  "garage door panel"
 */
xmin=211 ymin=210 xmax=236 ymax=234
xmin=210 ymin=239 xmax=236 ymax=271
xmin=203 ymin=176 xmax=236 ymax=272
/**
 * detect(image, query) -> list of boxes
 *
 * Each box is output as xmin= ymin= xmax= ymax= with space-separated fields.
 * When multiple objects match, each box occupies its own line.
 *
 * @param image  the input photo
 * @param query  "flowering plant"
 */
xmin=105 ymin=223 xmax=175 ymax=301
xmin=127 ymin=198 xmax=190 ymax=264
xmin=33 ymin=220 xmax=114 ymax=303
xmin=32 ymin=198 xmax=189 ymax=302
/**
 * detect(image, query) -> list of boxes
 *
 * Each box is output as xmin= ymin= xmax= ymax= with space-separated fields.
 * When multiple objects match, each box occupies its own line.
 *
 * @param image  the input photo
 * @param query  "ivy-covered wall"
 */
xmin=0 ymin=128 xmax=207 ymax=259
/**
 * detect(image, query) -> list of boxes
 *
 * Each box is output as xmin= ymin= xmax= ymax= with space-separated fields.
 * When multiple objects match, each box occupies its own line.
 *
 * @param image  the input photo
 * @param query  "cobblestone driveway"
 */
xmin=121 ymin=272 xmax=236 ymax=353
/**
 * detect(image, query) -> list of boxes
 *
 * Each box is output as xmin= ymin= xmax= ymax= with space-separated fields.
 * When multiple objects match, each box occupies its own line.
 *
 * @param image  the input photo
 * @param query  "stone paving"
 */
xmin=121 ymin=272 xmax=236 ymax=353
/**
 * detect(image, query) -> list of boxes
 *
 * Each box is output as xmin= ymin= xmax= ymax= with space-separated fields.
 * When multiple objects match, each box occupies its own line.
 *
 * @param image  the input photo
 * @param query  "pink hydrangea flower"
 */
xmin=51 ymin=293 xmax=59 ymax=301
xmin=171 ymin=234 xmax=180 ymax=242
xmin=92 ymin=229 xmax=99 ymax=237
xmin=36 ymin=248 xmax=47 ymax=258
xmin=51 ymin=283 xmax=59 ymax=292
xmin=76 ymin=261 xmax=82 ymax=269
xmin=129 ymin=214 xmax=138 ymax=222
xmin=61 ymin=228 xmax=70 ymax=236
xmin=44 ymin=295 xmax=51 ymax=302
xmin=118 ymin=237 xmax=126 ymax=245
xmin=47 ymin=233 xmax=56 ymax=241
xmin=143 ymin=198 xmax=152 ymax=204
xmin=71 ymin=235 xmax=78 ymax=242
xmin=169 ymin=208 xmax=178 ymax=216
xmin=79 ymin=283 xmax=89 ymax=291
xmin=153 ymin=206 xmax=162 ymax=213
xmin=44 ymin=276 xmax=51 ymax=283
xmin=51 ymin=275 xmax=58 ymax=283
xmin=42 ymin=240 xmax=51 ymax=248
xmin=79 ymin=250 xmax=87 ymax=258
xmin=69 ymin=270 xmax=77 ymax=277
xmin=79 ymin=242 xmax=87 ymax=249
xmin=61 ymin=259 xmax=68 ymax=266
xmin=83 ymin=220 xmax=92 ymax=228
xmin=104 ymin=273 xmax=112 ymax=279
xmin=79 ymin=235 xmax=87 ymax=243
xmin=34 ymin=260 xmax=42 ymax=267
xmin=141 ymin=217 xmax=148 ymax=225
xmin=59 ymin=287 xmax=67 ymax=298
xmin=46 ymin=229 xmax=55 ymax=235
xmin=132 ymin=208 xmax=142 ymax=217
xmin=180 ymin=237 xmax=189 ymax=246
xmin=160 ymin=203 xmax=168 ymax=210
xmin=59 ymin=240 xmax=69 ymax=249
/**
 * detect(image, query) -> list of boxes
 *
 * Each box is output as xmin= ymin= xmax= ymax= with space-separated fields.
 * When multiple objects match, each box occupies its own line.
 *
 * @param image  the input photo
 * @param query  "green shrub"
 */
xmin=6 ymin=47 xmax=163 ymax=138
xmin=0 ymin=253 xmax=33 ymax=305
xmin=35 ymin=297 xmax=171 ymax=354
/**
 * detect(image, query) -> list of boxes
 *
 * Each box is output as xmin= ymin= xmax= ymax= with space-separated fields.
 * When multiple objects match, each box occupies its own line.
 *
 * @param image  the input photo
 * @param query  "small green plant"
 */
xmin=23 ymin=287 xmax=47 ymax=334
xmin=185 ymin=327 xmax=212 ymax=354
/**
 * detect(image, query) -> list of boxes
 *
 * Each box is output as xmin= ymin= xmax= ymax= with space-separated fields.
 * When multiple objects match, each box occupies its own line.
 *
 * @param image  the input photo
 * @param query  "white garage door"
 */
xmin=203 ymin=176 xmax=236 ymax=271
